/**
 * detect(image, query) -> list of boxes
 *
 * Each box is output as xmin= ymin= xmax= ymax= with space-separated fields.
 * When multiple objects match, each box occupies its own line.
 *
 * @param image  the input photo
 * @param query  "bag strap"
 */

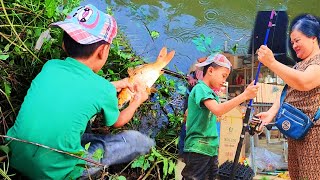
xmin=279 ymin=85 xmax=288 ymax=106
xmin=313 ymin=108 xmax=320 ymax=121
xmin=280 ymin=85 xmax=320 ymax=122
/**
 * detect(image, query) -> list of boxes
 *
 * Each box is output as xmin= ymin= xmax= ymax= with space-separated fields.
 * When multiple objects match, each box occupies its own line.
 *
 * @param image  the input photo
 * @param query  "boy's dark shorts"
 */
xmin=182 ymin=152 xmax=218 ymax=180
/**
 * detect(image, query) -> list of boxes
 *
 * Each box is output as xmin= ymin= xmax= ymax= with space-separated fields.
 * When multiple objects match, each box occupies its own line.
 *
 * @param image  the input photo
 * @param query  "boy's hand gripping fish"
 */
xmin=118 ymin=47 xmax=175 ymax=108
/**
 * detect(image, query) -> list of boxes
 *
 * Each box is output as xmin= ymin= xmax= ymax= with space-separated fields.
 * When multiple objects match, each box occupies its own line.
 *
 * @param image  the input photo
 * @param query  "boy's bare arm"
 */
xmin=113 ymin=84 xmax=148 ymax=128
xmin=204 ymin=81 xmax=259 ymax=116
xmin=113 ymin=101 xmax=140 ymax=128
xmin=204 ymin=94 xmax=247 ymax=116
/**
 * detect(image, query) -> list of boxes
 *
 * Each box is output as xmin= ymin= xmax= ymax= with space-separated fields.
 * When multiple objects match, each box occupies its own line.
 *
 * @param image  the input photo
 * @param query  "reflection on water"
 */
xmin=80 ymin=0 xmax=320 ymax=135
xmin=204 ymin=9 xmax=219 ymax=21
xmin=83 ymin=0 xmax=319 ymax=73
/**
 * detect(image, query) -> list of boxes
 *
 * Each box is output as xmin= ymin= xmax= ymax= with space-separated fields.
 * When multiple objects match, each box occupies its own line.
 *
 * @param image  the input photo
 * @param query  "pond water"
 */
xmin=82 ymin=0 xmax=320 ymax=74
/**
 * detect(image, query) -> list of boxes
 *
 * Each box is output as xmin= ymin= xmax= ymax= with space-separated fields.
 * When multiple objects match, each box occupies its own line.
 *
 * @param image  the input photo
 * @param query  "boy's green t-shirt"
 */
xmin=6 ymin=57 xmax=119 ymax=179
xmin=184 ymin=80 xmax=220 ymax=156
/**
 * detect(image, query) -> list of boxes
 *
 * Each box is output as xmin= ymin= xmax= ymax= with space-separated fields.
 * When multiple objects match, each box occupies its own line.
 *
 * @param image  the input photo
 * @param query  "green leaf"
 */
xmin=168 ymin=160 xmax=175 ymax=174
xmin=70 ymin=151 xmax=85 ymax=157
xmin=45 ymin=0 xmax=58 ymax=18
xmin=62 ymin=8 xmax=70 ymax=15
xmin=117 ymin=176 xmax=126 ymax=180
xmin=0 ymin=145 xmax=10 ymax=155
xmin=162 ymin=158 xmax=168 ymax=177
xmin=107 ymin=69 xmax=114 ymax=75
xmin=159 ymin=99 xmax=166 ymax=106
xmin=231 ymin=43 xmax=238 ymax=54
xmin=4 ymin=44 xmax=10 ymax=52
xmin=150 ymin=31 xmax=160 ymax=39
xmin=196 ymin=46 xmax=207 ymax=52
xmin=34 ymin=28 xmax=43 ymax=39
xmin=192 ymin=38 xmax=202 ymax=46
xmin=14 ymin=46 xmax=21 ymax=55
xmin=158 ymin=75 xmax=166 ymax=82
xmin=200 ymin=34 xmax=206 ymax=40
xmin=84 ymin=142 xmax=91 ymax=151
xmin=131 ymin=155 xmax=145 ymax=168
xmin=148 ymin=156 xmax=154 ymax=162
xmin=143 ymin=160 xmax=150 ymax=170
xmin=151 ymin=148 xmax=162 ymax=158
xmin=169 ymin=80 xmax=175 ymax=87
xmin=204 ymin=37 xmax=212 ymax=46
xmin=92 ymin=148 xmax=104 ymax=161
xmin=0 ymin=54 xmax=9 ymax=61
xmin=9 ymin=60 xmax=14 ymax=66
xmin=97 ymin=70 xmax=105 ymax=76
xmin=4 ymin=81 xmax=11 ymax=98
xmin=119 ymin=52 xmax=132 ymax=59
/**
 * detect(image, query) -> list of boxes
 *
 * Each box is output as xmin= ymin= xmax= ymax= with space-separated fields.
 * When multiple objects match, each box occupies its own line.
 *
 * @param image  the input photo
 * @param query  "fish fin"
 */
xmin=154 ymin=47 xmax=175 ymax=69
xmin=127 ymin=67 xmax=135 ymax=76
xmin=118 ymin=88 xmax=133 ymax=108
xmin=149 ymin=87 xmax=157 ymax=94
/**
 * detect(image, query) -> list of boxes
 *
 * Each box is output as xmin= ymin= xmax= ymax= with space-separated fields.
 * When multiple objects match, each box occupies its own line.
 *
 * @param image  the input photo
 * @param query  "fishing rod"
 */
xmin=229 ymin=10 xmax=277 ymax=180
xmin=163 ymin=68 xmax=186 ymax=79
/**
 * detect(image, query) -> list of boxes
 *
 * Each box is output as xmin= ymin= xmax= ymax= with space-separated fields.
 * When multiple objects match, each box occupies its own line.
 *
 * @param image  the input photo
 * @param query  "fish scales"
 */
xmin=117 ymin=47 xmax=175 ymax=108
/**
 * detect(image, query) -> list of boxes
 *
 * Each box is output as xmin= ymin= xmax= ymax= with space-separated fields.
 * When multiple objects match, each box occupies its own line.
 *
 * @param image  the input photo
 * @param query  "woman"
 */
xmin=256 ymin=14 xmax=320 ymax=179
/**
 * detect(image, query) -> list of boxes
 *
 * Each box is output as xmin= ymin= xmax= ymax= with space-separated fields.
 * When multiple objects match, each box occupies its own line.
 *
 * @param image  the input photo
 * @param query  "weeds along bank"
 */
xmin=0 ymin=1 xmax=185 ymax=179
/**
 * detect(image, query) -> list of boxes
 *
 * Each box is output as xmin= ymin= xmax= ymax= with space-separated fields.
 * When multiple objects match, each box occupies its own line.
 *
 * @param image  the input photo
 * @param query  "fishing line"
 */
xmin=269 ymin=10 xmax=278 ymax=52
xmin=229 ymin=9 xmax=277 ymax=180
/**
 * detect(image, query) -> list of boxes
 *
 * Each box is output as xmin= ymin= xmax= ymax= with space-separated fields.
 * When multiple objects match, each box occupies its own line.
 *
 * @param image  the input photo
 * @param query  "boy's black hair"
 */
xmin=202 ymin=62 xmax=222 ymax=75
xmin=62 ymin=31 xmax=108 ymax=58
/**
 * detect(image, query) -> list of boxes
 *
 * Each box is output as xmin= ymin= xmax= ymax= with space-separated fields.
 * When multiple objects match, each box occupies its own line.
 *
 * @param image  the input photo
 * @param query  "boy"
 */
xmin=6 ymin=4 xmax=154 ymax=179
xmin=181 ymin=54 xmax=259 ymax=179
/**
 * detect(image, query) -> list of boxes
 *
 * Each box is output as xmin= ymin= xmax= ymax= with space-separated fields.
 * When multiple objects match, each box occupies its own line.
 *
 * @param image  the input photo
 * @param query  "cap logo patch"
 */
xmin=73 ymin=6 xmax=99 ymax=29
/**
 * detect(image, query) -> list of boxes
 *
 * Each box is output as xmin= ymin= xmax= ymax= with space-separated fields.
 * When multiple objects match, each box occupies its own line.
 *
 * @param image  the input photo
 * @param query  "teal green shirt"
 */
xmin=7 ymin=57 xmax=119 ymax=179
xmin=184 ymin=81 xmax=220 ymax=156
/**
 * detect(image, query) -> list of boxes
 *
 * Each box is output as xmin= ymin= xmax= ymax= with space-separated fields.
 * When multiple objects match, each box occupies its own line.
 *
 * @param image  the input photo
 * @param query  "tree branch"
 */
xmin=0 ymin=135 xmax=107 ymax=168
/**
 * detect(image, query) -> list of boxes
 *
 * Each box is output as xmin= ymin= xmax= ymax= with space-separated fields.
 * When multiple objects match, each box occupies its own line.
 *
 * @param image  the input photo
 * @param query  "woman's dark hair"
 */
xmin=62 ymin=31 xmax=108 ymax=58
xmin=289 ymin=14 xmax=320 ymax=62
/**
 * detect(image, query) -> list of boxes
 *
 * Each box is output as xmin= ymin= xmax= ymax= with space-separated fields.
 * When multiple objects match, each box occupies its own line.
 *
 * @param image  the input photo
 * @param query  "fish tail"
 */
xmin=154 ymin=47 xmax=175 ymax=69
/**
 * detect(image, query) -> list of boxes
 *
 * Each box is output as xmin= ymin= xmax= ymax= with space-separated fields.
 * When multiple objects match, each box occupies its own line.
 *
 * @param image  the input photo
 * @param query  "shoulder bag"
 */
xmin=275 ymin=85 xmax=320 ymax=140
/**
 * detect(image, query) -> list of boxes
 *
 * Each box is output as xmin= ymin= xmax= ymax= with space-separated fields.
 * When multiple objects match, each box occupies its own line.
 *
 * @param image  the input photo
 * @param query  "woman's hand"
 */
xmin=256 ymin=111 xmax=275 ymax=131
xmin=257 ymin=45 xmax=277 ymax=66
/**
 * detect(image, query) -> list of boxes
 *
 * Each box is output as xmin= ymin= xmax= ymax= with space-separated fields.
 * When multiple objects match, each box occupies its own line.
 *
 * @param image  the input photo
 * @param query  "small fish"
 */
xmin=118 ymin=47 xmax=175 ymax=108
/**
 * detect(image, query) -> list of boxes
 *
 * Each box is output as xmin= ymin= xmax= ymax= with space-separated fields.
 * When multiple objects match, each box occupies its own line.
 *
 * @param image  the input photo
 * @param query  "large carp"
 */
xmin=118 ymin=47 xmax=175 ymax=108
